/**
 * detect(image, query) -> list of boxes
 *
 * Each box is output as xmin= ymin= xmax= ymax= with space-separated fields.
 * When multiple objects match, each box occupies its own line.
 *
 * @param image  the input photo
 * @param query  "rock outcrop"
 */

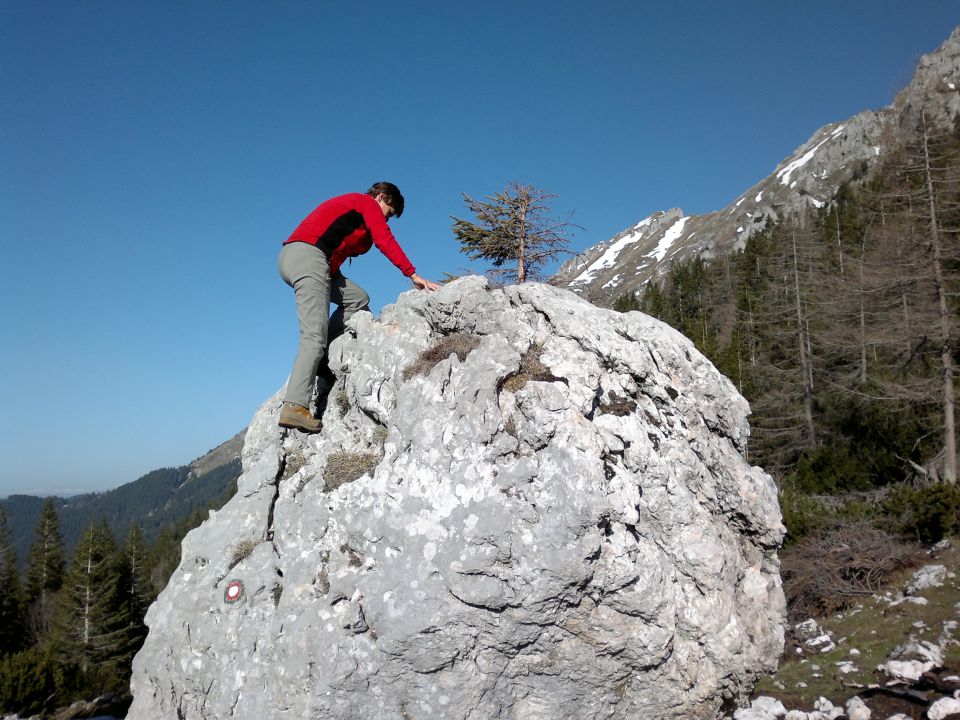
xmin=129 ymin=277 xmax=785 ymax=720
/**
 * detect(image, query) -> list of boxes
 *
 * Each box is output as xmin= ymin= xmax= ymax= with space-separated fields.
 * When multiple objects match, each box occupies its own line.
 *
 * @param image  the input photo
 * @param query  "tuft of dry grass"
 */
xmin=402 ymin=333 xmax=481 ymax=380
xmin=324 ymin=451 xmax=380 ymax=491
xmin=336 ymin=388 xmax=350 ymax=417
xmin=281 ymin=450 xmax=306 ymax=482
xmin=502 ymin=343 xmax=559 ymax=393
xmin=596 ymin=392 xmax=638 ymax=417
xmin=229 ymin=537 xmax=260 ymax=569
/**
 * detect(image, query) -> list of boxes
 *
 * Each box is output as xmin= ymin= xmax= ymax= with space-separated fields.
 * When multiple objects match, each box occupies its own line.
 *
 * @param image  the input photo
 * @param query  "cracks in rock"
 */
xmin=229 ymin=691 xmax=241 ymax=717
xmin=357 ymin=403 xmax=384 ymax=428
xmin=262 ymin=445 xmax=285 ymax=559
xmin=214 ymin=443 xmax=288 ymax=589
xmin=597 ymin=516 xmax=614 ymax=538
xmin=646 ymin=347 xmax=662 ymax=373
xmin=601 ymin=444 xmax=628 ymax=481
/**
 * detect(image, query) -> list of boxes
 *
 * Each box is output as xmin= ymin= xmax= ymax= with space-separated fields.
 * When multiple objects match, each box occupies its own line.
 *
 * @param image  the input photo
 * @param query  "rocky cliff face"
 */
xmin=555 ymin=27 xmax=960 ymax=304
xmin=129 ymin=277 xmax=785 ymax=720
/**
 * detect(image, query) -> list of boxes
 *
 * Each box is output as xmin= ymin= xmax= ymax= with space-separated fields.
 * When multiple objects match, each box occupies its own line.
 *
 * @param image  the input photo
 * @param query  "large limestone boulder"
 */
xmin=129 ymin=277 xmax=785 ymax=720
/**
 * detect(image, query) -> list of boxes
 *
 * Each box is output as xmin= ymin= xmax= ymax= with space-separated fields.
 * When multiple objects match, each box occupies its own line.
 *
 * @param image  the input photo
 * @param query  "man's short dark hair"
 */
xmin=367 ymin=181 xmax=404 ymax=218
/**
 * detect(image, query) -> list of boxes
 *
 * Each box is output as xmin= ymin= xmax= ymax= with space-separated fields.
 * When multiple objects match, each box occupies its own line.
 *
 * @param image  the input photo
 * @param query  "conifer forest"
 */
xmin=0 ymin=493 xmax=232 ymax=716
xmin=624 ymin=115 xmax=960 ymax=545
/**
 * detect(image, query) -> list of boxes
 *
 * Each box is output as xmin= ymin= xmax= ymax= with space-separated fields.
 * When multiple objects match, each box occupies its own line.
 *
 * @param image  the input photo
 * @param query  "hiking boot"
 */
xmin=278 ymin=402 xmax=322 ymax=433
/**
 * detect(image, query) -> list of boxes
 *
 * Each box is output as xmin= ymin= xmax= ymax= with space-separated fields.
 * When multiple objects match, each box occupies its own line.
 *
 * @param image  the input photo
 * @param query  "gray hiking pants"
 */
xmin=278 ymin=241 xmax=370 ymax=407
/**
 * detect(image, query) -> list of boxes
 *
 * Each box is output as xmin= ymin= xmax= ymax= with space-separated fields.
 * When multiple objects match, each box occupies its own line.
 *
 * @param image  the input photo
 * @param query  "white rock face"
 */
xmin=878 ymin=640 xmax=944 ymax=681
xmin=844 ymin=696 xmax=871 ymax=720
xmin=928 ymin=697 xmax=960 ymax=720
xmin=129 ymin=278 xmax=786 ymax=720
xmin=904 ymin=565 xmax=947 ymax=595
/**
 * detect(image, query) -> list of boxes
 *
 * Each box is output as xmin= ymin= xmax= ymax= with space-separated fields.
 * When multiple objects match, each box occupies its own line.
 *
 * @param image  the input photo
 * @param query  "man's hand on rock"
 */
xmin=410 ymin=273 xmax=441 ymax=292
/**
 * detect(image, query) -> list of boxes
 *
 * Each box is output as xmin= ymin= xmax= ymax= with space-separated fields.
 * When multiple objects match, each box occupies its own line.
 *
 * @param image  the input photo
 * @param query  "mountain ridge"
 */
xmin=554 ymin=26 xmax=960 ymax=304
xmin=0 ymin=429 xmax=245 ymax=565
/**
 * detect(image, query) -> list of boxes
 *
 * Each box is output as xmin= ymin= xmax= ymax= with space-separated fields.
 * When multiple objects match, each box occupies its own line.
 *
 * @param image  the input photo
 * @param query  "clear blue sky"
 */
xmin=1 ymin=2 xmax=957 ymax=496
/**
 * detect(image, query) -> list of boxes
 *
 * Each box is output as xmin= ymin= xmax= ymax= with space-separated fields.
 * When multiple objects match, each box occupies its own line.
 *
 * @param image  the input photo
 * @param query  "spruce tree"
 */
xmin=0 ymin=508 xmax=24 ymax=654
xmin=54 ymin=521 xmax=126 ymax=679
xmin=24 ymin=499 xmax=64 ymax=643
xmin=116 ymin=526 xmax=151 ymax=664
xmin=452 ymin=183 xmax=578 ymax=283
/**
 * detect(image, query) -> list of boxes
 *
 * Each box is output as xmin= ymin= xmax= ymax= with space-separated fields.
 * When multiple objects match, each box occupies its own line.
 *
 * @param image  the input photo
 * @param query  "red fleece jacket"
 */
xmin=284 ymin=193 xmax=416 ymax=277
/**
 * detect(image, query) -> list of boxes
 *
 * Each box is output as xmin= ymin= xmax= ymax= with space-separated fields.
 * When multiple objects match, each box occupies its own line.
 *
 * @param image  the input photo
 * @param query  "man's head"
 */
xmin=367 ymin=181 xmax=404 ymax=219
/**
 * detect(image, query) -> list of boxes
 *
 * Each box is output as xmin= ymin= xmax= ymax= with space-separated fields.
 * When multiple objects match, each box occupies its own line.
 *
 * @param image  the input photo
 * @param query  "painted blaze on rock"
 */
xmin=129 ymin=277 xmax=786 ymax=720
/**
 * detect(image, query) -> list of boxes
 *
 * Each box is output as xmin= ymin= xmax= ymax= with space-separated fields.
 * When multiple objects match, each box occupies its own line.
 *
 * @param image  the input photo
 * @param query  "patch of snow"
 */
xmin=808 ymin=197 xmax=825 ymax=209
xmin=570 ymin=217 xmax=653 ymax=285
xmin=755 ymin=191 xmax=763 ymax=202
xmin=737 ymin=226 xmax=744 ymax=233
xmin=645 ymin=216 xmax=689 ymax=262
xmin=777 ymin=127 xmax=845 ymax=186
xmin=736 ymin=197 xmax=745 ymax=207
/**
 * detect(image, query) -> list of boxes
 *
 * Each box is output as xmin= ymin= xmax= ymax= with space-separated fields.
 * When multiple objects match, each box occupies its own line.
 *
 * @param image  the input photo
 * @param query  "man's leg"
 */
xmin=278 ymin=243 xmax=331 ymax=413
xmin=328 ymin=272 xmax=370 ymax=341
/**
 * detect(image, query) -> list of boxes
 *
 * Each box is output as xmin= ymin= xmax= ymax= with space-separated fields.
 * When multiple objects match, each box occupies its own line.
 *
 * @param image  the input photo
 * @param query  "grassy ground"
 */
xmin=754 ymin=539 xmax=960 ymax=715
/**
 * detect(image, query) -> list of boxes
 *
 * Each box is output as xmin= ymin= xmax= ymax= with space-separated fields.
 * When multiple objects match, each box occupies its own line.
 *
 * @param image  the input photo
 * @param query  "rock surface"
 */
xmin=129 ymin=278 xmax=785 ymax=720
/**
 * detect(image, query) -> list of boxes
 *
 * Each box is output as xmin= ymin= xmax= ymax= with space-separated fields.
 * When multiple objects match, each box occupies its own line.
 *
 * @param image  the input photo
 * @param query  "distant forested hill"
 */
xmin=2 ymin=435 xmax=243 ymax=565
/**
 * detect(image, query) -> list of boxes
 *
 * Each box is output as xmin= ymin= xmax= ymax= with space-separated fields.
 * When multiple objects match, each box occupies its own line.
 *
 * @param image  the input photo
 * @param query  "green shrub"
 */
xmin=780 ymin=490 xmax=834 ymax=547
xmin=0 ymin=647 xmax=56 ymax=716
xmin=788 ymin=445 xmax=874 ymax=494
xmin=878 ymin=483 xmax=960 ymax=544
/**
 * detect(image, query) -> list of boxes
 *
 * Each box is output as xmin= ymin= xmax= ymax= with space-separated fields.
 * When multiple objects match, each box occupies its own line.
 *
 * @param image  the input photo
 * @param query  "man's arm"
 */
xmin=361 ymin=199 xmax=417 ymax=276
xmin=361 ymin=197 xmax=440 ymax=291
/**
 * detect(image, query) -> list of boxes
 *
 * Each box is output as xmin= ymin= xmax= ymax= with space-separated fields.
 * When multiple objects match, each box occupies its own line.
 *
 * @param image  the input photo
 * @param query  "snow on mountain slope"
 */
xmin=556 ymin=27 xmax=960 ymax=304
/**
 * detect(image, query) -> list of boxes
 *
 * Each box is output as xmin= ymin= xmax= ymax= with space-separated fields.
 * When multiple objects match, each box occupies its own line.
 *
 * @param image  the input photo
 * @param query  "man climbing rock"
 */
xmin=278 ymin=181 xmax=440 ymax=432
